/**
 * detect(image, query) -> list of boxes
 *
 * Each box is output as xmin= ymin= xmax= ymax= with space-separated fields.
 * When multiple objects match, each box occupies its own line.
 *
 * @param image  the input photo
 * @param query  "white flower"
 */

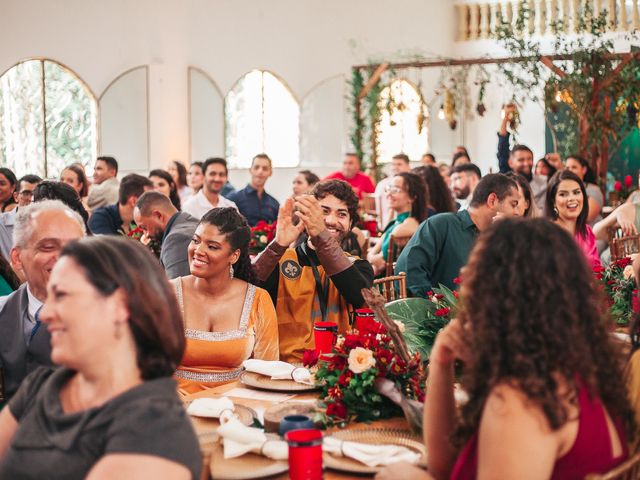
xmin=624 ymin=265 xmax=635 ymax=280
xmin=393 ymin=320 xmax=405 ymax=333
xmin=259 ymin=235 xmax=268 ymax=244
xmin=347 ymin=347 xmax=376 ymax=374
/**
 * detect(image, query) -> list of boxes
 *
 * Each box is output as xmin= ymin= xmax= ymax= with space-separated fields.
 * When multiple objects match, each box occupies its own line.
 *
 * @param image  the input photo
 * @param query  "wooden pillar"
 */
xmin=571 ymin=0 xmax=581 ymax=31
xmin=458 ymin=4 xmax=469 ymax=41
xmin=536 ymin=0 xmax=547 ymax=34
xmin=528 ymin=0 xmax=536 ymax=33
xmin=469 ymin=3 xmax=480 ymax=40
xmin=608 ymin=0 xmax=616 ymax=29
xmin=561 ymin=0 xmax=570 ymax=30
xmin=480 ymin=3 xmax=491 ymax=38
xmin=548 ymin=0 xmax=558 ymax=31
xmin=633 ymin=0 xmax=640 ymax=30
xmin=593 ymin=0 xmax=601 ymax=17
xmin=619 ymin=0 xmax=628 ymax=30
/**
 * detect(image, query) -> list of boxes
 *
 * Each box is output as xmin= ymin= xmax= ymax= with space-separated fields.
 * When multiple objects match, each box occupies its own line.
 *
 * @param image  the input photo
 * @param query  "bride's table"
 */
xmin=183 ymin=380 xmax=413 ymax=480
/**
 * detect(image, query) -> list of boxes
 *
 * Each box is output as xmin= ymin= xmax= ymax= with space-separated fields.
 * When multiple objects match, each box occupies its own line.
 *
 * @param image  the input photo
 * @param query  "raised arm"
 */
xmin=497 ymin=104 xmax=517 ymax=174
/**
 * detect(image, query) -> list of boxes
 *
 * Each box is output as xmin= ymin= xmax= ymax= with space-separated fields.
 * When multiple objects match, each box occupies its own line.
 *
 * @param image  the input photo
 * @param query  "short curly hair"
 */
xmin=455 ymin=218 xmax=635 ymax=445
xmin=311 ymin=179 xmax=360 ymax=228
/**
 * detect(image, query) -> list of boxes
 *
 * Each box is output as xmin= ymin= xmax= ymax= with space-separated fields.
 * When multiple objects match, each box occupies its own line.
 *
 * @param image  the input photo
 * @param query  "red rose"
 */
xmin=343 ymin=334 xmax=364 ymax=350
xmin=356 ymin=316 xmax=385 ymax=335
xmin=326 ymin=401 xmax=348 ymax=419
xmin=615 ymin=257 xmax=632 ymax=268
xmin=434 ymin=293 xmax=445 ymax=300
xmin=328 ymin=355 xmax=346 ymax=371
xmin=625 ymin=175 xmax=633 ymax=188
xmin=435 ymin=307 xmax=450 ymax=317
xmin=614 ymin=181 xmax=622 ymax=192
xmin=453 ymin=276 xmax=462 ymax=285
xmin=303 ymin=349 xmax=319 ymax=368
xmin=338 ymin=371 xmax=353 ymax=386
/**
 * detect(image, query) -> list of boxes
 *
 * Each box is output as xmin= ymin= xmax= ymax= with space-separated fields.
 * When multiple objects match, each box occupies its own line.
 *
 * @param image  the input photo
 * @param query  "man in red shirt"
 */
xmin=325 ymin=153 xmax=375 ymax=199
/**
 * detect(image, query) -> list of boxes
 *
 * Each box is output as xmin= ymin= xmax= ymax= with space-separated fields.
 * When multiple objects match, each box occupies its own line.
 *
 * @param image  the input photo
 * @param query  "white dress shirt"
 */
xmin=181 ymin=189 xmax=238 ymax=219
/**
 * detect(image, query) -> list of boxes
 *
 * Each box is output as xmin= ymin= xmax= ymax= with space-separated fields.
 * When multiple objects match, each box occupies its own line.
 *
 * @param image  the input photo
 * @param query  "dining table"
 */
xmin=183 ymin=380 xmax=416 ymax=480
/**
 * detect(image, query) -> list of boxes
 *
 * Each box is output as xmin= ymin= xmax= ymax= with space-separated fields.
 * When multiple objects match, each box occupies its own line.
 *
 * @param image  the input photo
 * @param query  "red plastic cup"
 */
xmin=354 ymin=308 xmax=375 ymax=332
xmin=313 ymin=321 xmax=338 ymax=356
xmin=285 ymin=429 xmax=323 ymax=480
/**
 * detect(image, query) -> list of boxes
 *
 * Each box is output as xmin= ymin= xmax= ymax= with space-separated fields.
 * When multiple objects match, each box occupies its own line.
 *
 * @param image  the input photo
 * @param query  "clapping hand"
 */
xmin=294 ymin=195 xmax=326 ymax=238
xmin=274 ymin=198 xmax=305 ymax=247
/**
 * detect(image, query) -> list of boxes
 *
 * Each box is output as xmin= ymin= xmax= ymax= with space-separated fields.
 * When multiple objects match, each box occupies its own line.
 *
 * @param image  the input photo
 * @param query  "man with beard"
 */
xmin=450 ymin=163 xmax=482 ymax=210
xmin=182 ymin=157 xmax=237 ymax=219
xmin=497 ymin=104 xmax=547 ymax=213
xmin=254 ymin=179 xmax=374 ymax=362
xmin=133 ymin=191 xmax=199 ymax=279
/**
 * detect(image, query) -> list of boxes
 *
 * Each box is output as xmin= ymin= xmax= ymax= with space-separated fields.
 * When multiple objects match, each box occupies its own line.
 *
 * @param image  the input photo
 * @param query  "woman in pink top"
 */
xmin=375 ymin=219 xmax=634 ymax=480
xmin=545 ymin=170 xmax=601 ymax=270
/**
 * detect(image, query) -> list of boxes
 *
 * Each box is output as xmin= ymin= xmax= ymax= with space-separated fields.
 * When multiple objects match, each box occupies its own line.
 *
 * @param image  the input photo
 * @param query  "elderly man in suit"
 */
xmin=0 ymin=200 xmax=86 ymax=400
xmin=134 ymin=191 xmax=199 ymax=279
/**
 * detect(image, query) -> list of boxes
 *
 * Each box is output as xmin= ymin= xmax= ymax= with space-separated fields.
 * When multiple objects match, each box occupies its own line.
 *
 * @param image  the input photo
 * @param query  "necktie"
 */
xmin=30 ymin=306 xmax=42 ymax=342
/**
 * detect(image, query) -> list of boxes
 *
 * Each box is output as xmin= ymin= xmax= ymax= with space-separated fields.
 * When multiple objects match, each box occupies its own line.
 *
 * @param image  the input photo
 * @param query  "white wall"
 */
xmin=1 ymin=0 xmax=457 ymax=198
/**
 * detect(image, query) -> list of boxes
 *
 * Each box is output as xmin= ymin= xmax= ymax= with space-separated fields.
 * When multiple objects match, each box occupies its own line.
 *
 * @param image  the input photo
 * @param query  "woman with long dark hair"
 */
xmin=187 ymin=162 xmax=204 ymax=195
xmin=60 ymin=164 xmax=89 ymax=200
xmin=412 ymin=165 xmax=457 ymax=214
xmin=506 ymin=171 xmax=539 ymax=217
xmin=173 ymin=207 xmax=279 ymax=394
xmin=367 ymin=172 xmax=428 ymax=276
xmin=168 ymin=160 xmax=190 ymax=202
xmin=0 ymin=168 xmax=17 ymax=213
xmin=565 ymin=154 xmax=603 ymax=224
xmin=376 ymin=219 xmax=634 ymax=479
xmin=546 ymin=169 xmax=601 ymax=269
xmin=149 ymin=169 xmax=181 ymax=211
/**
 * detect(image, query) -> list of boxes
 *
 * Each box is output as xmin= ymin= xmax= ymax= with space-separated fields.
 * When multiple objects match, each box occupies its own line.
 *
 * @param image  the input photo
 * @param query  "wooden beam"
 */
xmin=357 ymin=62 xmax=389 ymax=100
xmin=540 ymin=55 xmax=568 ymax=77
xmin=598 ymin=52 xmax=640 ymax=91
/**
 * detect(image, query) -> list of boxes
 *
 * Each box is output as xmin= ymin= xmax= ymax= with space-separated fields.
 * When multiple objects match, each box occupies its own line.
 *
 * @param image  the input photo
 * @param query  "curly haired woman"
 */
xmin=376 ymin=218 xmax=634 ymax=480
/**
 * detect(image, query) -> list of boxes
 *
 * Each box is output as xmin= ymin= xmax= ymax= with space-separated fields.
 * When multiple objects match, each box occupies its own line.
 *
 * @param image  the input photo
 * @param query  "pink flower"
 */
xmin=614 ymin=181 xmax=623 ymax=192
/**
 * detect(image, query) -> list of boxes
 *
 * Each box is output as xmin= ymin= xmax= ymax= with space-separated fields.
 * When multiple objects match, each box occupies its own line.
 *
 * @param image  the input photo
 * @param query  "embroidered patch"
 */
xmin=281 ymin=259 xmax=302 ymax=280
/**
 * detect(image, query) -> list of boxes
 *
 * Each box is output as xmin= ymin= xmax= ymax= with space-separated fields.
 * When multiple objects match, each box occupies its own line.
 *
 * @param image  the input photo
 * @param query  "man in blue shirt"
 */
xmin=228 ymin=154 xmax=279 ymax=226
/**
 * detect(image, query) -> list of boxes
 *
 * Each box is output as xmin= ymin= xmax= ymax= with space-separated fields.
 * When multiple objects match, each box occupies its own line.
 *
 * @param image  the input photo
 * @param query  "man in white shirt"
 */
xmin=182 ymin=157 xmax=237 ymax=219
xmin=87 ymin=156 xmax=120 ymax=211
xmin=374 ymin=153 xmax=411 ymax=229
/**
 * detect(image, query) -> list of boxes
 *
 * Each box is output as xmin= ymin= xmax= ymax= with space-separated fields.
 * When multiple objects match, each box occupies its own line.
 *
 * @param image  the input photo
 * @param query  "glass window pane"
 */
xmin=376 ymin=79 xmax=429 ymax=163
xmin=262 ymin=72 xmax=299 ymax=168
xmin=0 ymin=60 xmax=45 ymax=177
xmin=44 ymin=60 xmax=97 ymax=178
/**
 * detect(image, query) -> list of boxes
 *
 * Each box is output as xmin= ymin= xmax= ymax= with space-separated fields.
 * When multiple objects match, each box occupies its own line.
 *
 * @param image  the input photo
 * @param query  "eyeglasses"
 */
xmin=384 ymin=185 xmax=403 ymax=194
xmin=18 ymin=190 xmax=34 ymax=198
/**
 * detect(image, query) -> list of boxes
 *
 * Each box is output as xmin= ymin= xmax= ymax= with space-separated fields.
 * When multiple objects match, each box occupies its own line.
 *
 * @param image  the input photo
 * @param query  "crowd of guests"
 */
xmin=0 ymin=106 xmax=638 ymax=478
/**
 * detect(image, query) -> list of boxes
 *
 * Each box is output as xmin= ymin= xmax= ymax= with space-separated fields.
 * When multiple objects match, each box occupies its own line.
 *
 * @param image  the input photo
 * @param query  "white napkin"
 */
xmin=243 ymin=359 xmax=312 ymax=385
xmin=323 ymin=436 xmax=421 ymax=467
xmin=186 ymin=397 xmax=235 ymax=418
xmin=216 ymin=414 xmax=288 ymax=460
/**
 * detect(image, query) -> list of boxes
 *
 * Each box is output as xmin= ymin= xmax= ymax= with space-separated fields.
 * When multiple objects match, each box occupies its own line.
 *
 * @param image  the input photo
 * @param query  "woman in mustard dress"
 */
xmin=173 ymin=207 xmax=279 ymax=395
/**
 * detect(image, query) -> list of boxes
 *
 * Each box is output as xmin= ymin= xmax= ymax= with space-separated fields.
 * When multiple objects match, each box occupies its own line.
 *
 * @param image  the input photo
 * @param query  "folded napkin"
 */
xmin=216 ymin=414 xmax=288 ymax=460
xmin=243 ymin=359 xmax=312 ymax=385
xmin=323 ymin=436 xmax=421 ymax=467
xmin=186 ymin=397 xmax=235 ymax=418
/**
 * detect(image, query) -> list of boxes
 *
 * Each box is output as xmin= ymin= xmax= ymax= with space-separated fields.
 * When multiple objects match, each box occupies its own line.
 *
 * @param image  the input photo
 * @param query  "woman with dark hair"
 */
xmin=506 ymin=171 xmax=539 ymax=217
xmin=377 ymin=219 xmax=634 ymax=480
xmin=0 ymin=253 xmax=20 ymax=296
xmin=168 ymin=160 xmax=190 ymax=202
xmin=149 ymin=169 xmax=181 ymax=211
xmin=60 ymin=164 xmax=90 ymax=200
xmin=565 ymin=154 xmax=603 ymax=224
xmin=0 ymin=236 xmax=201 ymax=479
xmin=34 ymin=181 xmax=92 ymax=234
xmin=292 ymin=170 xmax=320 ymax=196
xmin=412 ymin=165 xmax=457 ymax=214
xmin=173 ymin=207 xmax=279 ymax=394
xmin=535 ymin=156 xmax=557 ymax=179
xmin=545 ymin=170 xmax=601 ymax=269
xmin=0 ymin=168 xmax=17 ymax=212
xmin=187 ymin=162 xmax=204 ymax=195
xmin=367 ymin=172 xmax=428 ymax=276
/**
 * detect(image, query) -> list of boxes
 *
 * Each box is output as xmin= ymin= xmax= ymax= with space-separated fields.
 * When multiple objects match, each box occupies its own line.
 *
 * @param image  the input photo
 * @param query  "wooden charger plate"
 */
xmin=183 ymin=400 xmax=256 ymax=445
xmin=240 ymin=370 xmax=319 ymax=392
xmin=323 ymin=428 xmax=427 ymax=475
xmin=209 ymin=433 xmax=288 ymax=480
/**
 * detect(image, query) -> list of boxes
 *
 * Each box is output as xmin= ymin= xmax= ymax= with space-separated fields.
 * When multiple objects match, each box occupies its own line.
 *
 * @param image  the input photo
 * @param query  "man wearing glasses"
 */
xmin=0 ymin=175 xmax=42 ymax=258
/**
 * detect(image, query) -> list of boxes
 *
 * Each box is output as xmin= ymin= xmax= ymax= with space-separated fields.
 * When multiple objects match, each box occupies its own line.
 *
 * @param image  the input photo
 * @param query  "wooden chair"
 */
xmin=384 ymin=235 xmax=410 ymax=277
xmin=361 ymin=194 xmax=377 ymax=216
xmin=585 ymin=452 xmax=640 ymax=479
xmin=373 ymin=272 xmax=407 ymax=302
xmin=610 ymin=235 xmax=640 ymax=262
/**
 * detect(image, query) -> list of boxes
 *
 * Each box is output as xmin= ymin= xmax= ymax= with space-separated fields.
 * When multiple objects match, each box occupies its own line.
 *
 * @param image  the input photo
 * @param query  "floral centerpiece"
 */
xmin=305 ymin=311 xmax=424 ymax=427
xmin=249 ymin=221 xmax=276 ymax=255
xmin=595 ymin=257 xmax=638 ymax=327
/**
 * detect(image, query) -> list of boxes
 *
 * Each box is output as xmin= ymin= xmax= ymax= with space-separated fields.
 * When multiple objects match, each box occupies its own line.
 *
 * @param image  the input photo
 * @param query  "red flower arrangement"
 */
xmin=249 ymin=221 xmax=276 ymax=255
xmin=596 ymin=257 xmax=637 ymax=326
xmin=613 ymin=175 xmax=636 ymax=202
xmin=305 ymin=315 xmax=424 ymax=425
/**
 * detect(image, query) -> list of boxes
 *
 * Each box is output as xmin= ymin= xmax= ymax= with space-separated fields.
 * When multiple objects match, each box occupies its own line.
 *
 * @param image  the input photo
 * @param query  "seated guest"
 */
xmin=167 ymin=160 xmax=191 ymax=202
xmin=535 ymin=156 xmax=557 ymax=179
xmin=451 ymin=151 xmax=470 ymax=168
xmin=14 ymin=175 xmax=42 ymax=209
xmin=506 ymin=172 xmax=539 ymax=217
xmin=378 ymin=219 xmax=633 ymax=479
xmin=325 ymin=153 xmax=376 ymax=200
xmin=0 ymin=200 xmax=85 ymax=400
xmin=60 ymin=164 xmax=90 ymax=202
xmin=182 ymin=158 xmax=237 ymax=219
xmin=545 ymin=170 xmax=601 ymax=269
xmin=228 ymin=154 xmax=279 ymax=227
xmin=134 ymin=192 xmax=199 ymax=279
xmin=450 ymin=163 xmax=481 ymax=210
xmin=421 ymin=153 xmax=436 ymax=166
xmin=88 ymin=174 xmax=153 ymax=235
xmin=374 ymin=154 xmax=412 ymax=229
xmin=438 ymin=162 xmax=452 ymax=187
xmin=254 ymin=179 xmax=374 ymax=362
xmin=367 ymin=172 xmax=428 ymax=276
xmin=149 ymin=169 xmax=181 ymax=211
xmin=412 ymin=165 xmax=457 ymax=214
xmin=34 ymin=181 xmax=91 ymax=234
xmin=292 ymin=170 xmax=320 ymax=197
xmin=396 ymin=174 xmax=520 ymax=297
xmin=174 ymin=208 xmax=278 ymax=394
xmin=87 ymin=156 xmax=119 ymax=211
xmin=565 ymin=154 xmax=603 ymax=225
xmin=187 ymin=161 xmax=204 ymax=195
xmin=0 ymin=168 xmax=17 ymax=213
xmin=0 ymin=236 xmax=201 ymax=479
xmin=0 ymin=254 xmax=20 ymax=297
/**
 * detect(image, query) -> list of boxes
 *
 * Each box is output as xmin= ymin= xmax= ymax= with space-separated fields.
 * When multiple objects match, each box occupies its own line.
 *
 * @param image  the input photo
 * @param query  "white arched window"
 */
xmin=0 ymin=59 xmax=97 ymax=178
xmin=376 ymin=79 xmax=429 ymax=163
xmin=225 ymin=70 xmax=299 ymax=168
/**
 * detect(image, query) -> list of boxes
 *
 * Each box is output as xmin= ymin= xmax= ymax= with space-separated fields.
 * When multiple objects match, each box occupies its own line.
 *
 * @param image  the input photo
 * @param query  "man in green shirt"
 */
xmin=395 ymin=174 xmax=521 ymax=297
